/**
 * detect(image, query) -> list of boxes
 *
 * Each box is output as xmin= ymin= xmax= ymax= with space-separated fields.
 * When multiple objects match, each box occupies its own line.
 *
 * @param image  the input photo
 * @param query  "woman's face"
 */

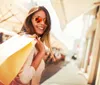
xmin=31 ymin=10 xmax=47 ymax=36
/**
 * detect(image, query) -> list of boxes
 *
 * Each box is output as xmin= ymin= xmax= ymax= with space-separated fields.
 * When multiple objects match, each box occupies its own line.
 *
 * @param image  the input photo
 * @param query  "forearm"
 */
xmin=32 ymin=51 xmax=45 ymax=70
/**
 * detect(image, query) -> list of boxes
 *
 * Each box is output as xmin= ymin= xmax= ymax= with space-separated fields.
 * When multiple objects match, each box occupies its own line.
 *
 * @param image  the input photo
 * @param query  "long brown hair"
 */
xmin=21 ymin=6 xmax=51 ymax=48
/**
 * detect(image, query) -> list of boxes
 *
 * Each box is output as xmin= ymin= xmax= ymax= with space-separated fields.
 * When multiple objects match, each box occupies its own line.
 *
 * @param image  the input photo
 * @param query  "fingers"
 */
xmin=36 ymin=37 xmax=41 ymax=44
xmin=33 ymin=34 xmax=38 ymax=39
xmin=28 ymin=34 xmax=41 ymax=43
xmin=28 ymin=34 xmax=38 ymax=38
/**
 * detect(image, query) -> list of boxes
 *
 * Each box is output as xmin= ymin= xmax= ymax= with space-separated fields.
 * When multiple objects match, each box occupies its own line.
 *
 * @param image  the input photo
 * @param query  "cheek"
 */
xmin=31 ymin=20 xmax=37 ymax=31
xmin=31 ymin=20 xmax=35 ymax=26
xmin=31 ymin=18 xmax=38 ymax=26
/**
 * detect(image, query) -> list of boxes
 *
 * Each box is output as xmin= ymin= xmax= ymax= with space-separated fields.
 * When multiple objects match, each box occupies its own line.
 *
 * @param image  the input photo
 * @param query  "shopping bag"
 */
xmin=0 ymin=35 xmax=36 ymax=85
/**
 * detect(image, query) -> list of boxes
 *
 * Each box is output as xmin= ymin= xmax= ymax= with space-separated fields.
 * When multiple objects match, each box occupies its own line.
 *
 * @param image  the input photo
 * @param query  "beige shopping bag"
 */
xmin=0 ymin=35 xmax=36 ymax=85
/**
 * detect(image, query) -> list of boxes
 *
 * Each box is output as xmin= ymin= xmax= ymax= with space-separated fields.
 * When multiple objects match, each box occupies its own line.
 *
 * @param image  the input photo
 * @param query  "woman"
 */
xmin=10 ymin=6 xmax=53 ymax=85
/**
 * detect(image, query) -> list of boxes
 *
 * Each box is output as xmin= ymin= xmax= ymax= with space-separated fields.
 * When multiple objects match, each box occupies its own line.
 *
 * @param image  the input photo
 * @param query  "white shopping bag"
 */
xmin=0 ymin=35 xmax=36 ymax=85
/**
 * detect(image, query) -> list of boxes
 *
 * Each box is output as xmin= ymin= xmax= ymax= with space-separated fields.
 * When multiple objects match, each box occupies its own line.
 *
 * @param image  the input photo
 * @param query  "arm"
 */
xmin=18 ymin=37 xmax=45 ymax=84
xmin=17 ymin=37 xmax=45 ymax=84
xmin=32 ymin=51 xmax=45 ymax=70
xmin=31 ymin=37 xmax=45 ymax=70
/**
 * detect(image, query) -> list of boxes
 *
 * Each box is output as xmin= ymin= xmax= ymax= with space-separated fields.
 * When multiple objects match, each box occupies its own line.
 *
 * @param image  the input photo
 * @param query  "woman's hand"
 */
xmin=28 ymin=34 xmax=45 ymax=54
xmin=35 ymin=37 xmax=45 ymax=54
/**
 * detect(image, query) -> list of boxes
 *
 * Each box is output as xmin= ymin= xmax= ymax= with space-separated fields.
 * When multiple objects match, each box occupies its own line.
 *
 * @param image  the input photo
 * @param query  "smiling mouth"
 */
xmin=39 ymin=27 xmax=44 ymax=30
xmin=37 ymin=26 xmax=45 ymax=31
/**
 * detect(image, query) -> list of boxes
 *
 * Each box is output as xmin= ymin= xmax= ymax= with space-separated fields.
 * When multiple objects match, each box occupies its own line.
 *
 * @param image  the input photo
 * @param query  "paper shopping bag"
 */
xmin=0 ymin=35 xmax=36 ymax=85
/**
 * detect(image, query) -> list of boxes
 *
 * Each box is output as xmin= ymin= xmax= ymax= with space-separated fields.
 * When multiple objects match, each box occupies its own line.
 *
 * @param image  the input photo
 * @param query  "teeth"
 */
xmin=39 ymin=27 xmax=43 ymax=30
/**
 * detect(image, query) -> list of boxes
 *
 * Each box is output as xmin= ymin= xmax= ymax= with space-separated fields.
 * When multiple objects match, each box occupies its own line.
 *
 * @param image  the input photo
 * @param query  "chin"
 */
xmin=37 ymin=32 xmax=44 ymax=35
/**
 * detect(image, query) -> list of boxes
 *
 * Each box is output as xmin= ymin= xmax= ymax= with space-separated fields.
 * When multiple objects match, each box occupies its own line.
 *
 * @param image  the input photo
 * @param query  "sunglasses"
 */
xmin=34 ymin=16 xmax=46 ymax=23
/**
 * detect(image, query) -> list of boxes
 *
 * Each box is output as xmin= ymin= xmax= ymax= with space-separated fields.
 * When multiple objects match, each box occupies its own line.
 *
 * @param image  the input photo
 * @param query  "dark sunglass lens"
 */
xmin=35 ymin=17 xmax=42 ymax=23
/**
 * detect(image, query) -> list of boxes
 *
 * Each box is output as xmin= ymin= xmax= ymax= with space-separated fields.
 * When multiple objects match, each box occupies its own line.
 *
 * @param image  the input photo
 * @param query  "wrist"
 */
xmin=39 ymin=51 xmax=45 ymax=56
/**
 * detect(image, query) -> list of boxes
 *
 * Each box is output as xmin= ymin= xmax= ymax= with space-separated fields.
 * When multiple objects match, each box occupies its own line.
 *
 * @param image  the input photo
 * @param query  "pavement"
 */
xmin=40 ymin=58 xmax=91 ymax=85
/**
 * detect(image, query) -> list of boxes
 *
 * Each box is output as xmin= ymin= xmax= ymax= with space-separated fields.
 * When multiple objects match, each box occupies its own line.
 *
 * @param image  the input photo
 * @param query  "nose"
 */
xmin=40 ymin=21 xmax=47 ymax=28
xmin=40 ymin=20 xmax=45 ymax=25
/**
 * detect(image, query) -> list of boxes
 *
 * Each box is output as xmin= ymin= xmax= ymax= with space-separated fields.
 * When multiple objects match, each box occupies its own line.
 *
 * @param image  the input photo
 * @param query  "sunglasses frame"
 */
xmin=33 ymin=16 xmax=46 ymax=24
